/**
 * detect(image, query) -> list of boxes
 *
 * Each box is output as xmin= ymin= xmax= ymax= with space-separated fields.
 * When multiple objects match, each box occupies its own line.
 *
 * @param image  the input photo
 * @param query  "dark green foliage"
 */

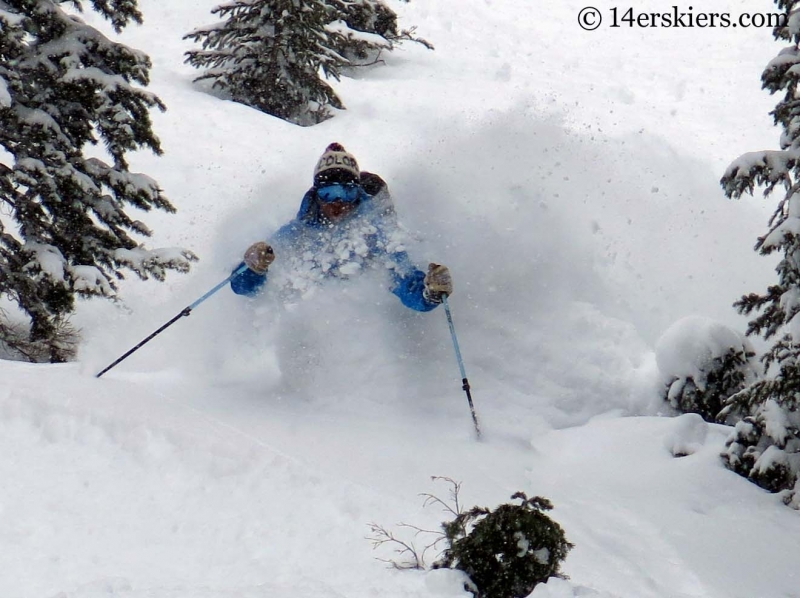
xmin=339 ymin=0 xmax=398 ymax=38
xmin=719 ymin=0 xmax=800 ymax=505
xmin=184 ymin=0 xmax=345 ymax=126
xmin=0 ymin=308 xmax=78 ymax=362
xmin=437 ymin=492 xmax=574 ymax=598
xmin=722 ymin=335 xmax=800 ymax=417
xmin=184 ymin=0 xmax=431 ymax=125
xmin=329 ymin=0 xmax=396 ymax=65
xmin=665 ymin=346 xmax=756 ymax=424
xmin=0 ymin=1 xmax=195 ymax=362
xmin=334 ymin=0 xmax=432 ymax=67
xmin=81 ymin=0 xmax=143 ymax=32
xmin=722 ymin=416 xmax=797 ymax=493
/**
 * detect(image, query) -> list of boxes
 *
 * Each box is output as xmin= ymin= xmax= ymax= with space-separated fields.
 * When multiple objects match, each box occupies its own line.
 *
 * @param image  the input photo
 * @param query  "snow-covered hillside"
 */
xmin=3 ymin=1 xmax=800 ymax=597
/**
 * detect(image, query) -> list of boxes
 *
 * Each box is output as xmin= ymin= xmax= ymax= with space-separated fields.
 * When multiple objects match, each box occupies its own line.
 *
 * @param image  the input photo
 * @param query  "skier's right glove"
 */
xmin=243 ymin=241 xmax=275 ymax=275
xmin=423 ymin=263 xmax=453 ymax=304
xmin=360 ymin=172 xmax=388 ymax=197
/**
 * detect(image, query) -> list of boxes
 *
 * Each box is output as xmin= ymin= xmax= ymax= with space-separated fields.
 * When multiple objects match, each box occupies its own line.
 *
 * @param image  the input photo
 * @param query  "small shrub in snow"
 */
xmin=655 ymin=316 xmax=757 ymax=423
xmin=436 ymin=492 xmax=573 ymax=598
xmin=367 ymin=478 xmax=573 ymax=596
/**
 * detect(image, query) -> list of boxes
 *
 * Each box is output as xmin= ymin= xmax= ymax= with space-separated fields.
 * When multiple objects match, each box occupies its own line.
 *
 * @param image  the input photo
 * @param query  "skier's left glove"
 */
xmin=423 ymin=263 xmax=453 ymax=304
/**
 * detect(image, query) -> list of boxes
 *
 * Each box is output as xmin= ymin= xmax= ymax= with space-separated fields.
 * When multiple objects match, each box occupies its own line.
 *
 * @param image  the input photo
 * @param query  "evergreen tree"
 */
xmin=0 ymin=1 xmax=195 ymax=362
xmin=719 ymin=1 xmax=800 ymax=507
xmin=184 ymin=0 xmax=430 ymax=125
xmin=184 ymin=0 xmax=343 ymax=126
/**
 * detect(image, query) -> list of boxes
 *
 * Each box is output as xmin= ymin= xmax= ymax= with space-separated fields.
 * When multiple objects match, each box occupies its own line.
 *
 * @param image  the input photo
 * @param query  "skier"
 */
xmin=230 ymin=143 xmax=453 ymax=311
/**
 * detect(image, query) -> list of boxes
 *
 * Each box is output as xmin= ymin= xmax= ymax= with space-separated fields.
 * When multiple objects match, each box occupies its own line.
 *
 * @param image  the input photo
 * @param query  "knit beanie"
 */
xmin=313 ymin=143 xmax=360 ymax=186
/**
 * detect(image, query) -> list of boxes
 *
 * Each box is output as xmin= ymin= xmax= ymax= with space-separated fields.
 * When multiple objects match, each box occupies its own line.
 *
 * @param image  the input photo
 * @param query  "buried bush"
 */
xmin=368 ymin=479 xmax=573 ymax=598
xmin=655 ymin=316 xmax=757 ymax=423
xmin=437 ymin=492 xmax=574 ymax=598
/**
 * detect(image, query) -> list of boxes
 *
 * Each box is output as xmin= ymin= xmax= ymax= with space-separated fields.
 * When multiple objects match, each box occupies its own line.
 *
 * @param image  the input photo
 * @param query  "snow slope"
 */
xmin=3 ymin=1 xmax=800 ymax=597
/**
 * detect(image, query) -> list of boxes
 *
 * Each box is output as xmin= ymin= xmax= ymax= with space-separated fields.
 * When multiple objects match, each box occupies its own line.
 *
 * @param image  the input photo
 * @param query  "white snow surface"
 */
xmin=4 ymin=1 xmax=800 ymax=598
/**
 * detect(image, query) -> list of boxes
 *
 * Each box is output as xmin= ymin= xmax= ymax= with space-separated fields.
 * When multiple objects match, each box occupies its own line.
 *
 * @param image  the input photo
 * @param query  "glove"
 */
xmin=243 ymin=241 xmax=275 ymax=275
xmin=423 ymin=263 xmax=453 ymax=304
xmin=360 ymin=172 xmax=388 ymax=197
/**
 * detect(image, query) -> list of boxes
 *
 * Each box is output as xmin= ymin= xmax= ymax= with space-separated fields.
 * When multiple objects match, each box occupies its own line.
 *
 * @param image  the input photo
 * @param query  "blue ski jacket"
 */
xmin=230 ymin=177 xmax=439 ymax=312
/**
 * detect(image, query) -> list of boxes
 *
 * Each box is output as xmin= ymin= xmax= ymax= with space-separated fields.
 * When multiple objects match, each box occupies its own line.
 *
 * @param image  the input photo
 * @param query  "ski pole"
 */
xmin=442 ymin=294 xmax=481 ymax=438
xmin=95 ymin=264 xmax=249 ymax=378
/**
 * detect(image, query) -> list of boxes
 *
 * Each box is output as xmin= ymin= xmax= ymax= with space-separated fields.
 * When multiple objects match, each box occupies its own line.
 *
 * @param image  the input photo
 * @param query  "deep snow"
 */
xmin=3 ymin=1 xmax=800 ymax=597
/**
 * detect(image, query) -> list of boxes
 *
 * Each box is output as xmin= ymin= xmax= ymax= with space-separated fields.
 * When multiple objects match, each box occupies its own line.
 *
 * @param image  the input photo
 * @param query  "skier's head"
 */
xmin=314 ymin=143 xmax=360 ymax=187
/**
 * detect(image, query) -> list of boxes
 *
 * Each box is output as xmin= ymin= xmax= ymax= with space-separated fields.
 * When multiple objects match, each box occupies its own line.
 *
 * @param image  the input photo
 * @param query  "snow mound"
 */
xmin=663 ymin=413 xmax=709 ymax=457
xmin=655 ymin=316 xmax=752 ymax=386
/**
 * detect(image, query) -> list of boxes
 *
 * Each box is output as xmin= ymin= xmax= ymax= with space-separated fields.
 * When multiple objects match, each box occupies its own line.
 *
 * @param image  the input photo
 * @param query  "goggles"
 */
xmin=318 ymin=182 xmax=361 ymax=204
